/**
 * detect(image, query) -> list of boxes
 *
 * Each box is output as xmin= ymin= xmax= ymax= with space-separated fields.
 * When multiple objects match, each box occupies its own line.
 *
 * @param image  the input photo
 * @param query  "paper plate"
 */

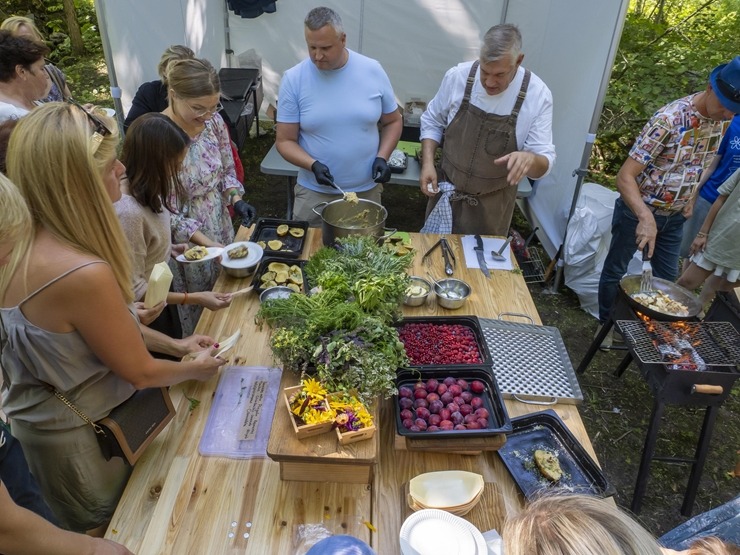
xmin=215 ymin=330 xmax=241 ymax=358
xmin=102 ymin=108 xmax=116 ymax=117
xmin=176 ymin=246 xmax=223 ymax=264
xmin=399 ymin=509 xmax=487 ymax=555
xmin=409 ymin=470 xmax=484 ymax=509
xmin=220 ymin=241 xmax=263 ymax=269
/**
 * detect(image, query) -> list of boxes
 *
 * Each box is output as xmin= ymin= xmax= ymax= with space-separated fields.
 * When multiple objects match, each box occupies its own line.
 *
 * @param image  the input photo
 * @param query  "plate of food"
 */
xmin=497 ymin=409 xmax=614 ymax=499
xmin=176 ymin=246 xmax=223 ymax=264
xmin=220 ymin=241 xmax=263 ymax=268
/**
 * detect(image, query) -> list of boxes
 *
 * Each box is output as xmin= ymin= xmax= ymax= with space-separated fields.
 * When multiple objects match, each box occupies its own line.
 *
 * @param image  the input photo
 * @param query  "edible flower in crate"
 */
xmin=329 ymin=394 xmax=374 ymax=432
xmin=288 ymin=378 xmax=335 ymax=425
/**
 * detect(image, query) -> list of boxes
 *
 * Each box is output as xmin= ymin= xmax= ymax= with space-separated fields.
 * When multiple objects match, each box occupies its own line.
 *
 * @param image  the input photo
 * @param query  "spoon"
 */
xmin=491 ymin=237 xmax=513 ymax=261
xmin=328 ymin=179 xmax=357 ymax=203
xmin=426 ymin=273 xmax=454 ymax=297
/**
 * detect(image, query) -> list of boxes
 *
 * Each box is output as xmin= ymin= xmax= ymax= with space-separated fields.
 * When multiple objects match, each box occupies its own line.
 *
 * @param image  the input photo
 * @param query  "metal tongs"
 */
xmin=422 ymin=236 xmax=456 ymax=275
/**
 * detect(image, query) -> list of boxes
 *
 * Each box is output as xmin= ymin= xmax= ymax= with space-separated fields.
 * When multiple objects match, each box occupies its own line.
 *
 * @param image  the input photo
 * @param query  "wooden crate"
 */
xmin=283 ymin=386 xmax=334 ymax=439
xmin=336 ymin=423 xmax=377 ymax=446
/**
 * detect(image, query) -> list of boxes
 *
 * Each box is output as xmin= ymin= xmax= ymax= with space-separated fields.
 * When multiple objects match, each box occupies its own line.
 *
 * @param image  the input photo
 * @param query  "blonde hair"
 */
xmin=6 ymin=103 xmax=133 ymax=303
xmin=1 ymin=16 xmax=45 ymax=42
xmin=687 ymin=537 xmax=740 ymax=555
xmin=166 ymin=57 xmax=220 ymax=101
xmin=157 ymin=44 xmax=195 ymax=84
xmin=503 ymin=493 xmax=664 ymax=555
xmin=0 ymin=173 xmax=32 ymax=296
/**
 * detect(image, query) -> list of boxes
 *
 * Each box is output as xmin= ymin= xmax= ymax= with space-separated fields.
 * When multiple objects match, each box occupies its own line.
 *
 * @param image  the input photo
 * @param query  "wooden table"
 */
xmin=105 ymin=230 xmax=600 ymax=554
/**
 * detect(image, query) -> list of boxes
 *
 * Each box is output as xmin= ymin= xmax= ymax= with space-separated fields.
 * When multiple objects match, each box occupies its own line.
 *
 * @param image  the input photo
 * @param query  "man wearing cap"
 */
xmin=597 ymin=57 xmax=740 ymax=344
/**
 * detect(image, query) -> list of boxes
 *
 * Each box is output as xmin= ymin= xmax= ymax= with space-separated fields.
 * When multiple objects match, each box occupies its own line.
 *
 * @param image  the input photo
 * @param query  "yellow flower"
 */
xmin=302 ymin=407 xmax=334 ymax=425
xmin=302 ymin=378 xmax=328 ymax=400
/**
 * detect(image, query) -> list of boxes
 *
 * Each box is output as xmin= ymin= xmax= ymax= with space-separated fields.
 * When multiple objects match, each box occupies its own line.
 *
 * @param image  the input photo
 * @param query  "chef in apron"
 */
xmin=419 ymin=24 xmax=556 ymax=236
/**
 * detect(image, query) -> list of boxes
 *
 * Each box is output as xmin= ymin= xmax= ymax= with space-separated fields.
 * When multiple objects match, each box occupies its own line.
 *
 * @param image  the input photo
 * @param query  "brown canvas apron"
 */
xmin=425 ymin=61 xmax=530 ymax=236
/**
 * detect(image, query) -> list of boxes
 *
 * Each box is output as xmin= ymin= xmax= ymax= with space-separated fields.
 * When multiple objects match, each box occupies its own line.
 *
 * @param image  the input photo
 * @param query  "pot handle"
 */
xmin=311 ymin=202 xmax=329 ymax=217
xmin=691 ymin=384 xmax=723 ymax=395
xmin=380 ymin=228 xmax=397 ymax=241
xmin=512 ymin=394 xmax=558 ymax=405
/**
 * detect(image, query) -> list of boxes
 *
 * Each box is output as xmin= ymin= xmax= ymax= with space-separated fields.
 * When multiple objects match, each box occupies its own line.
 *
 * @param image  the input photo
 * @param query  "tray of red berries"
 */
xmin=395 ymin=368 xmax=511 ymax=439
xmin=395 ymin=317 xmax=492 ymax=371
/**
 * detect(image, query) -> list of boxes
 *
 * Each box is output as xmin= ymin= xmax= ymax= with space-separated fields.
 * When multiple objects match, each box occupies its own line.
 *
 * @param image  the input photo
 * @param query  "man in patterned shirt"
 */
xmin=597 ymin=57 xmax=740 ymax=334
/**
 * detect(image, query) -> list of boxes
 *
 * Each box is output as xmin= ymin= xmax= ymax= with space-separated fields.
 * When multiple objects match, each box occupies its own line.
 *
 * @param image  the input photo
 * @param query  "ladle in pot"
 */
xmin=491 ymin=237 xmax=513 ymax=261
xmin=328 ymin=178 xmax=357 ymax=204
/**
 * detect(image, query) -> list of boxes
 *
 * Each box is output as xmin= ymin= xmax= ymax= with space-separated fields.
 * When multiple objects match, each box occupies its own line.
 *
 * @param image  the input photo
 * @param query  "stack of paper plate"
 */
xmin=408 ymin=471 xmax=484 ymax=516
xmin=400 ymin=509 xmax=487 ymax=555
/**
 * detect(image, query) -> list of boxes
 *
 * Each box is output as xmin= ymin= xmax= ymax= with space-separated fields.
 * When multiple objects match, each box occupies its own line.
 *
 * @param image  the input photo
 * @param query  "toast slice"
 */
xmin=534 ymin=449 xmax=562 ymax=482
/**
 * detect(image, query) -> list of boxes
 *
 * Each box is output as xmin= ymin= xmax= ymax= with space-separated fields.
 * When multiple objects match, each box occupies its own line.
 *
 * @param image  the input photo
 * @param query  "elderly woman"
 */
xmin=0 ymin=30 xmax=50 ymax=122
xmin=1 ymin=103 xmax=225 ymax=532
xmin=162 ymin=57 xmax=256 ymax=335
xmin=0 ymin=16 xmax=70 ymax=102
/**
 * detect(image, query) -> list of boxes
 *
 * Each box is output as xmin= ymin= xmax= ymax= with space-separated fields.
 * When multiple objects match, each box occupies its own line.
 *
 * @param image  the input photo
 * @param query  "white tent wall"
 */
xmin=96 ymin=0 xmax=628 ymax=261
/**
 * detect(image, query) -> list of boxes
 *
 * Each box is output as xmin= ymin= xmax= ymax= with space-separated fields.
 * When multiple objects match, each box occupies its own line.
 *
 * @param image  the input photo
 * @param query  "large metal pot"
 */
xmin=312 ymin=198 xmax=394 ymax=246
xmin=619 ymin=275 xmax=703 ymax=321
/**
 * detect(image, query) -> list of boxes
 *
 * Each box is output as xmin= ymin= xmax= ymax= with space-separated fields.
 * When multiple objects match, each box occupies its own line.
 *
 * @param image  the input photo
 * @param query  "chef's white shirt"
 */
xmin=420 ymin=62 xmax=556 ymax=178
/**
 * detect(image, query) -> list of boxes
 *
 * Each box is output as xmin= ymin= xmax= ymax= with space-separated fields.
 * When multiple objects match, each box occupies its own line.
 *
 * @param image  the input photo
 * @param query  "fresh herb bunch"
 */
xmin=304 ymin=236 xmax=413 ymax=320
xmin=256 ymin=236 xmax=413 ymax=402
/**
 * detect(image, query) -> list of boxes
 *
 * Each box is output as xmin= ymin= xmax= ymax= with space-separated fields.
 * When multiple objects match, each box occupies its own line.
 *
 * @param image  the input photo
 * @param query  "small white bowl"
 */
xmin=409 ymin=470 xmax=484 ymax=509
xmin=220 ymin=241 xmax=263 ymax=278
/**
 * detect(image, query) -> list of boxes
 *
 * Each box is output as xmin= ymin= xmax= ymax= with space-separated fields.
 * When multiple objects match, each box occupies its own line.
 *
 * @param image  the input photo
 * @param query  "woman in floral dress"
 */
xmin=162 ymin=58 xmax=257 ymax=335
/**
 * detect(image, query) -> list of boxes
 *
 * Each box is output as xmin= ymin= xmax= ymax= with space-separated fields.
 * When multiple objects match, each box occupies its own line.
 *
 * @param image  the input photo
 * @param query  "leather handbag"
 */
xmin=53 ymin=387 xmax=175 ymax=465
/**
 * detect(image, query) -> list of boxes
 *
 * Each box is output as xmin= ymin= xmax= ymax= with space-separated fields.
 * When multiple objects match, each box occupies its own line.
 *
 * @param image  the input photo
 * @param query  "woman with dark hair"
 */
xmin=116 ymin=112 xmax=232 ymax=339
xmin=0 ymin=30 xmax=50 ymax=122
xmin=1 ymin=16 xmax=71 ymax=102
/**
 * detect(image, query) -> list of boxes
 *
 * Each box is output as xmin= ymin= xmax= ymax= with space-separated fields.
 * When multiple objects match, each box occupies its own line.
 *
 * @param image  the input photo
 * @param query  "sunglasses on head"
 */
xmin=716 ymin=76 xmax=740 ymax=104
xmin=66 ymin=98 xmax=112 ymax=153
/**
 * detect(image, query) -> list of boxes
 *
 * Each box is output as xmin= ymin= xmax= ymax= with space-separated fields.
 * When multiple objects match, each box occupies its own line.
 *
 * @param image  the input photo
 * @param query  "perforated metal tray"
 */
xmin=478 ymin=318 xmax=583 ymax=405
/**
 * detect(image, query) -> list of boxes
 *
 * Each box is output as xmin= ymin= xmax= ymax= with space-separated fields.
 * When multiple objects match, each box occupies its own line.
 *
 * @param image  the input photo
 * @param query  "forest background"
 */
xmin=2 ymin=0 xmax=739 ymax=539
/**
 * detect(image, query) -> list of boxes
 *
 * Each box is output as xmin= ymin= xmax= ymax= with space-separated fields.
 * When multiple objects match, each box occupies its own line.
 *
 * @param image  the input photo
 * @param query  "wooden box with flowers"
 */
xmin=329 ymin=393 xmax=376 ymax=446
xmin=284 ymin=379 xmax=335 ymax=439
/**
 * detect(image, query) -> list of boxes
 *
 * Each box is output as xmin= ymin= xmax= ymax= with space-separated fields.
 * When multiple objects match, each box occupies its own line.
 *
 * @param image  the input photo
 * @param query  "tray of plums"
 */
xmin=249 ymin=218 xmax=309 ymax=258
xmin=395 ymin=368 xmax=511 ymax=440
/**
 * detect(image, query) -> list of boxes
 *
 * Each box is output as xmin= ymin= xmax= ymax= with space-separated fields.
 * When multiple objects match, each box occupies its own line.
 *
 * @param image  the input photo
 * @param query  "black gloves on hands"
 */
xmin=233 ymin=199 xmax=257 ymax=227
xmin=372 ymin=157 xmax=391 ymax=183
xmin=311 ymin=161 xmax=335 ymax=188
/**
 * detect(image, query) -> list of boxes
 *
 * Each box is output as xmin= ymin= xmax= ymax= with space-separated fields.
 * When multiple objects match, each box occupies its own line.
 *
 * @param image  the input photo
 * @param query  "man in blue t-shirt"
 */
xmin=679 ymin=114 xmax=740 ymax=302
xmin=276 ymin=6 xmax=402 ymax=226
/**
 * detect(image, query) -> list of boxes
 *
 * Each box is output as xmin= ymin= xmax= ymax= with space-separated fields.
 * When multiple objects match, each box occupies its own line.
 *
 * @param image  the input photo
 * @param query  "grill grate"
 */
xmin=618 ymin=320 xmax=740 ymax=368
xmin=479 ymin=319 xmax=583 ymax=404
xmin=514 ymin=247 xmax=546 ymax=284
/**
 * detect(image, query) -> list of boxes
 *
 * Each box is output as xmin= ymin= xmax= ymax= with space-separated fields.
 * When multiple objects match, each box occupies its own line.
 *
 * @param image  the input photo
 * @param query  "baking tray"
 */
xmin=395 ymin=367 xmax=511 ymax=439
xmin=248 ymin=218 xmax=309 ymax=258
xmin=497 ymin=409 xmax=614 ymax=499
xmin=250 ymin=257 xmax=309 ymax=295
xmin=396 ymin=316 xmax=493 ymax=370
xmin=478 ymin=318 xmax=583 ymax=404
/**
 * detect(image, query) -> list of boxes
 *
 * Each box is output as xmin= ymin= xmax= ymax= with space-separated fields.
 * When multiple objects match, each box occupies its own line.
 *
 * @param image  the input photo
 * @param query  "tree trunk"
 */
xmin=62 ymin=0 xmax=85 ymax=55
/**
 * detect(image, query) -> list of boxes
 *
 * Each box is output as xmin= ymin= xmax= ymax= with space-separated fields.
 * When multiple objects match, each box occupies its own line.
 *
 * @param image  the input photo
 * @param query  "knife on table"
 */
xmin=473 ymin=235 xmax=491 ymax=278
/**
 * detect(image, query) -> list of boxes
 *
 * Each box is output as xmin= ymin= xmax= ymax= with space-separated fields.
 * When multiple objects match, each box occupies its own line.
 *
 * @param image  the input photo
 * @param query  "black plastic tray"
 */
xmin=389 ymin=152 xmax=408 ymax=174
xmin=395 ymin=367 xmax=511 ymax=439
xmin=396 ymin=316 xmax=493 ymax=369
xmin=250 ymin=257 xmax=309 ymax=295
xmin=497 ymin=409 xmax=614 ymax=499
xmin=248 ymin=218 xmax=309 ymax=258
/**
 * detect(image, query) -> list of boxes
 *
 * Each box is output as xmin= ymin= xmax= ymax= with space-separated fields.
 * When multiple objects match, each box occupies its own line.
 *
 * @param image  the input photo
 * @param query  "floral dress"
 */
xmin=170 ymin=113 xmax=243 ymax=335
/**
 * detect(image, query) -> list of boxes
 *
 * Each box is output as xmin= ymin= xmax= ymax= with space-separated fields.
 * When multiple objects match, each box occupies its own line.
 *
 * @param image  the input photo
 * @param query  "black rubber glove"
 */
xmin=372 ymin=157 xmax=391 ymax=183
xmin=311 ymin=161 xmax=335 ymax=187
xmin=233 ymin=199 xmax=257 ymax=227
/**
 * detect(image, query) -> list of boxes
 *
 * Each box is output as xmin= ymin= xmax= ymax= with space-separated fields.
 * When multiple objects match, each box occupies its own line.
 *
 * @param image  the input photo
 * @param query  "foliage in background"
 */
xmin=1 ymin=0 xmax=110 ymax=104
xmin=590 ymin=0 xmax=739 ymax=186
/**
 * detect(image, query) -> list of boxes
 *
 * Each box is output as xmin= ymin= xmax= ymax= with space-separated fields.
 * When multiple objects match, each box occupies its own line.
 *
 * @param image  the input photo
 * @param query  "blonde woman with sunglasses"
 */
xmin=163 ymin=57 xmax=257 ymax=335
xmin=0 ymin=103 xmax=225 ymax=533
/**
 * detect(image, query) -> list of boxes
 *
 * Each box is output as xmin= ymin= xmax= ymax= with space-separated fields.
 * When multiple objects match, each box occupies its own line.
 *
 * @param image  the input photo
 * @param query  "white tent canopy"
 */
xmin=95 ymin=0 xmax=628 ymax=259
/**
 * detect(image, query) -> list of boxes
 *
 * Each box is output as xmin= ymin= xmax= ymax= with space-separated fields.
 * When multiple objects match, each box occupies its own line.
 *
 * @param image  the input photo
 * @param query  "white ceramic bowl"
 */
xmin=409 ymin=470 xmax=484 ymax=509
xmin=220 ymin=241 xmax=263 ymax=278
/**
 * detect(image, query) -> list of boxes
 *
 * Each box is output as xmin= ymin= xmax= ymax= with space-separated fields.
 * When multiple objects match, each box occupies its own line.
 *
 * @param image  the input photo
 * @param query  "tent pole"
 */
xmin=224 ymin=0 xmax=234 ymax=67
xmin=544 ymin=0 xmax=630 ymax=294
xmin=93 ymin=0 xmax=124 ymax=131
xmin=500 ymin=0 xmax=510 ymax=23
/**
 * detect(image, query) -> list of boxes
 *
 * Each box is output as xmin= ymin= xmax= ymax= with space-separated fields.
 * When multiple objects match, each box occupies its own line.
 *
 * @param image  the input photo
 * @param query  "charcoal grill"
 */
xmin=615 ymin=318 xmax=740 ymax=515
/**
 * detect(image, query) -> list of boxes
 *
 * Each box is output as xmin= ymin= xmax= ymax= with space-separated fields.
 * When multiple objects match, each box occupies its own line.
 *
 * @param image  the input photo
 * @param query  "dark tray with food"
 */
xmin=248 ymin=218 xmax=309 ymax=258
xmin=395 ymin=367 xmax=511 ymax=439
xmin=250 ymin=257 xmax=308 ymax=295
xmin=396 ymin=316 xmax=493 ymax=370
xmin=497 ymin=409 xmax=614 ymax=499
xmin=388 ymin=150 xmax=408 ymax=174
